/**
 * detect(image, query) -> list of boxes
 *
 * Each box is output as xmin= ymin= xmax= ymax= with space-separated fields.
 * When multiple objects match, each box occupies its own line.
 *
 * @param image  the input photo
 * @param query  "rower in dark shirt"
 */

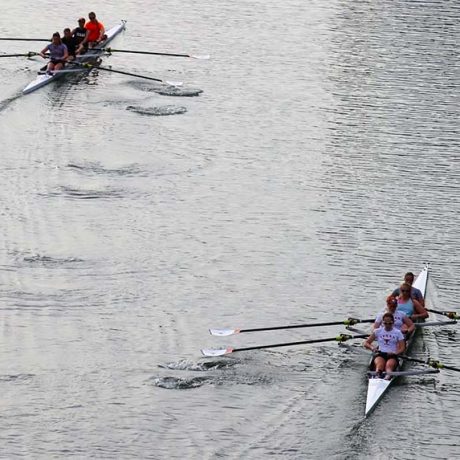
xmin=72 ymin=17 xmax=87 ymax=54
xmin=62 ymin=28 xmax=78 ymax=60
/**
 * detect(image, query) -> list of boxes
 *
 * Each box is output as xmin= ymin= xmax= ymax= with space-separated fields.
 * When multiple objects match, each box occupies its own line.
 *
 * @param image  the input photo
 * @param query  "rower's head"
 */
xmin=382 ymin=312 xmax=394 ymax=330
xmin=404 ymin=272 xmax=415 ymax=285
xmin=399 ymin=282 xmax=411 ymax=298
xmin=63 ymin=28 xmax=72 ymax=38
xmin=386 ymin=296 xmax=397 ymax=311
xmin=88 ymin=12 xmax=97 ymax=22
xmin=78 ymin=17 xmax=86 ymax=26
xmin=51 ymin=32 xmax=61 ymax=44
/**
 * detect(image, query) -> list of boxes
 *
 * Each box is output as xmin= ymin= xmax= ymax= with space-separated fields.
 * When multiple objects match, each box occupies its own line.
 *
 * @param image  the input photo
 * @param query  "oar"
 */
xmin=80 ymin=63 xmax=183 ymax=86
xmin=401 ymin=355 xmax=460 ymax=372
xmin=102 ymin=48 xmax=210 ymax=59
xmin=209 ymin=318 xmax=374 ymax=337
xmin=427 ymin=308 xmax=459 ymax=320
xmin=368 ymin=369 xmax=440 ymax=377
xmin=415 ymin=320 xmax=457 ymax=328
xmin=0 ymin=38 xmax=49 ymax=42
xmin=0 ymin=51 xmax=38 ymax=58
xmin=201 ymin=333 xmax=368 ymax=357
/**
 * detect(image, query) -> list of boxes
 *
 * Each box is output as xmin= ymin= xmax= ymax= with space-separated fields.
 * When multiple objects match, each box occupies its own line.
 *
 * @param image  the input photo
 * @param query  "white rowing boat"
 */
xmin=364 ymin=265 xmax=429 ymax=417
xmin=23 ymin=20 xmax=126 ymax=95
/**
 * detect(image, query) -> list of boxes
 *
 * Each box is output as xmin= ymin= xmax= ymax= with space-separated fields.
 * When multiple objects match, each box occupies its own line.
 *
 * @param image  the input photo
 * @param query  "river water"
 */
xmin=0 ymin=0 xmax=459 ymax=459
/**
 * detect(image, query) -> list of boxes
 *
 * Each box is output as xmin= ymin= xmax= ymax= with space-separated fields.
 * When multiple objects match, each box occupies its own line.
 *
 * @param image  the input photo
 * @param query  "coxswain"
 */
xmin=395 ymin=282 xmax=428 ymax=320
xmin=364 ymin=312 xmax=406 ymax=380
xmin=72 ymin=17 xmax=87 ymax=53
xmin=39 ymin=32 xmax=68 ymax=74
xmin=61 ymin=28 xmax=78 ymax=61
xmin=391 ymin=272 xmax=425 ymax=307
xmin=373 ymin=296 xmax=415 ymax=335
xmin=80 ymin=12 xmax=106 ymax=50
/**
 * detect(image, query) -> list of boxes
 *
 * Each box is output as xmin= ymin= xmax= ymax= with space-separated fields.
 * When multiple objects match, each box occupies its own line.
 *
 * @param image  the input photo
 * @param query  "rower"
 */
xmin=79 ymin=12 xmax=106 ymax=50
xmin=373 ymin=296 xmax=415 ymax=335
xmin=391 ymin=272 xmax=425 ymax=307
xmin=72 ymin=17 xmax=87 ymax=54
xmin=61 ymin=28 xmax=78 ymax=61
xmin=395 ymin=282 xmax=428 ymax=320
xmin=364 ymin=312 xmax=406 ymax=380
xmin=39 ymin=32 xmax=68 ymax=74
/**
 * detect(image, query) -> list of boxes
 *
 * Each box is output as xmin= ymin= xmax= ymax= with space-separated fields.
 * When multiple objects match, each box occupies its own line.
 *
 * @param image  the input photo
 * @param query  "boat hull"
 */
xmin=23 ymin=21 xmax=126 ymax=94
xmin=364 ymin=266 xmax=429 ymax=416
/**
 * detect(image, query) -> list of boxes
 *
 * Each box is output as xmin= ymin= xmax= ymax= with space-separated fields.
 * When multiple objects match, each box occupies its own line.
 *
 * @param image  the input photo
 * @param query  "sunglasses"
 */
xmin=383 ymin=321 xmax=394 ymax=325
xmin=400 ymin=289 xmax=410 ymax=293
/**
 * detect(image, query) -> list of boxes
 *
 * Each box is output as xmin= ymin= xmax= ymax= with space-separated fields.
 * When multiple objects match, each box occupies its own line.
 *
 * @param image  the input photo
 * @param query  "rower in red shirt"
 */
xmin=78 ymin=12 xmax=106 ymax=51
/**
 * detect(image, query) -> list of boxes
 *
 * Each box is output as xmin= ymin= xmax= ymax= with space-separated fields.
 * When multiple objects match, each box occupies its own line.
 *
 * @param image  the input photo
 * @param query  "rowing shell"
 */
xmin=364 ymin=265 xmax=429 ymax=417
xmin=23 ymin=20 xmax=126 ymax=95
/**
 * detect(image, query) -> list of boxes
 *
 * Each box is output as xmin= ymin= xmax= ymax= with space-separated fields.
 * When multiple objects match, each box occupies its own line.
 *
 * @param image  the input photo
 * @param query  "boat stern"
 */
xmin=365 ymin=378 xmax=392 ymax=417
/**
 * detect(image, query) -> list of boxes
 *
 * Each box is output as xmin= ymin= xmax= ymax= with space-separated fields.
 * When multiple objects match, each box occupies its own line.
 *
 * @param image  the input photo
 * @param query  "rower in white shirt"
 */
xmin=364 ymin=312 xmax=406 ymax=380
xmin=373 ymin=296 xmax=415 ymax=335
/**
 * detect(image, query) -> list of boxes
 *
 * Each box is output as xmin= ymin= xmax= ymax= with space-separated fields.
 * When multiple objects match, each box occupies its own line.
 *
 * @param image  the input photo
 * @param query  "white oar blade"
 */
xmin=209 ymin=328 xmax=239 ymax=336
xmin=201 ymin=347 xmax=232 ymax=357
xmin=191 ymin=54 xmax=210 ymax=60
xmin=165 ymin=80 xmax=183 ymax=87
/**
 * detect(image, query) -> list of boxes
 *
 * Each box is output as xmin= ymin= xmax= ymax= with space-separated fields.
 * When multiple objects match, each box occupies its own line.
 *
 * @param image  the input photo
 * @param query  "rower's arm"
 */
xmin=404 ymin=316 xmax=415 ymax=333
xmin=363 ymin=333 xmax=376 ymax=351
xmin=411 ymin=299 xmax=428 ymax=320
xmin=80 ymin=29 xmax=90 ymax=46
xmin=396 ymin=339 xmax=406 ymax=355
xmin=39 ymin=45 xmax=48 ymax=57
xmin=98 ymin=23 xmax=105 ymax=41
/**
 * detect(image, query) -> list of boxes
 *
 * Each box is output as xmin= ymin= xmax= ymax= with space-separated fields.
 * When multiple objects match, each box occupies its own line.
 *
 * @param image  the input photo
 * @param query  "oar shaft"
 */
xmin=402 ymin=355 xmax=460 ymax=372
xmin=427 ymin=308 xmax=459 ymax=319
xmin=0 ymin=52 xmax=38 ymax=58
xmin=232 ymin=334 xmax=368 ymax=353
xmin=95 ymin=64 xmax=165 ymax=83
xmin=0 ymin=38 xmax=49 ymax=41
xmin=240 ymin=318 xmax=373 ymax=334
xmin=105 ymin=48 xmax=191 ymax=58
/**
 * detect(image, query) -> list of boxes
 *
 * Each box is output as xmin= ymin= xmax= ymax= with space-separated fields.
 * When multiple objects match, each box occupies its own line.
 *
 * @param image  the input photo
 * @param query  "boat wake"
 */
xmin=153 ymin=358 xmax=273 ymax=390
xmin=127 ymin=80 xmax=203 ymax=96
xmin=0 ymin=94 xmax=21 ymax=113
xmin=126 ymin=104 xmax=187 ymax=116
xmin=42 ymin=186 xmax=124 ymax=200
xmin=67 ymin=161 xmax=148 ymax=177
xmin=0 ymin=373 xmax=35 ymax=382
xmin=152 ymin=375 xmax=212 ymax=389
xmin=21 ymin=253 xmax=84 ymax=266
xmin=159 ymin=359 xmax=236 ymax=371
